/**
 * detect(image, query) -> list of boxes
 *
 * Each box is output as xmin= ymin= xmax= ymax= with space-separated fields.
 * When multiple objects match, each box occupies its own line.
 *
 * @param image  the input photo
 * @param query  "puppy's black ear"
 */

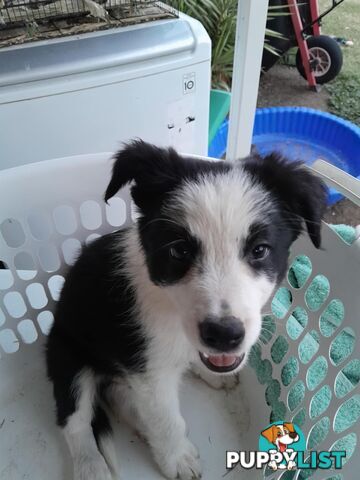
xmin=105 ymin=139 xmax=229 ymax=212
xmin=104 ymin=140 xmax=181 ymax=205
xmin=243 ymin=154 xmax=328 ymax=248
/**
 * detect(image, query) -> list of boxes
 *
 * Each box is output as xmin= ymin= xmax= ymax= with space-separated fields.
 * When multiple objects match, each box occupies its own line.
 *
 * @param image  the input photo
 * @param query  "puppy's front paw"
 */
xmin=74 ymin=453 xmax=114 ymax=480
xmin=155 ymin=438 xmax=201 ymax=480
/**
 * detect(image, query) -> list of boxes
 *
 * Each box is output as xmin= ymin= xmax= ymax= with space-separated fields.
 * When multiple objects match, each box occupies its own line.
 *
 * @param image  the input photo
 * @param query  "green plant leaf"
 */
xmin=168 ymin=0 xmax=289 ymax=88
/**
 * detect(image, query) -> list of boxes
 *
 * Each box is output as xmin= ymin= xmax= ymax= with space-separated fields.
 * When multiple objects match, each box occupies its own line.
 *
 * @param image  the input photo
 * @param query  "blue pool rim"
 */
xmin=208 ymin=107 xmax=360 ymax=205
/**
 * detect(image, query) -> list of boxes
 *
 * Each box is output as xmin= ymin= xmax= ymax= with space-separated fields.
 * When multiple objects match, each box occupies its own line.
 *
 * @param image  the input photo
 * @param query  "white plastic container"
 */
xmin=0 ymin=155 xmax=359 ymax=480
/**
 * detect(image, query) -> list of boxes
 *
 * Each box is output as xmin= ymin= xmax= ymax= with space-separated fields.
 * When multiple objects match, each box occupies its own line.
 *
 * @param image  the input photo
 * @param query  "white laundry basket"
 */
xmin=0 ymin=154 xmax=359 ymax=480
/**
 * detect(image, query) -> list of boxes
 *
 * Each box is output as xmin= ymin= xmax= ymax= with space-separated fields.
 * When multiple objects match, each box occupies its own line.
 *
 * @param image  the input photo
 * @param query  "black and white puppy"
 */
xmin=46 ymin=140 xmax=327 ymax=480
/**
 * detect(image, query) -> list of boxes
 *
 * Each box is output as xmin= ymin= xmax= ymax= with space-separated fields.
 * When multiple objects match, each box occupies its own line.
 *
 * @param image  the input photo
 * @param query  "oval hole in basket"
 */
xmin=256 ymin=358 xmax=273 ymax=385
xmin=37 ymin=310 xmax=54 ymax=335
xmin=260 ymin=315 xmax=276 ymax=344
xmin=305 ymin=275 xmax=330 ymax=312
xmin=334 ymin=394 xmax=360 ymax=434
xmin=248 ymin=343 xmax=261 ymax=370
xmin=38 ymin=244 xmax=60 ymax=272
xmin=330 ymin=432 xmax=357 ymax=466
xmin=3 ymin=291 xmax=27 ymax=318
xmin=62 ymin=238 xmax=82 ymax=265
xmin=106 ymin=197 xmax=127 ymax=227
xmin=335 ymin=359 xmax=360 ymax=399
xmin=14 ymin=251 xmax=37 ymax=280
xmin=298 ymin=458 xmax=317 ymax=480
xmin=17 ymin=319 xmax=38 ymax=344
xmin=271 ymin=287 xmax=292 ymax=319
xmin=264 ymin=464 xmax=276 ymax=478
xmin=0 ymin=328 xmax=19 ymax=353
xmin=80 ymin=200 xmax=102 ymax=230
xmin=307 ymin=416 xmax=330 ymax=451
xmin=286 ymin=306 xmax=308 ymax=341
xmin=86 ymin=233 xmax=101 ymax=245
xmin=265 ymin=379 xmax=281 ymax=407
xmin=322 ymin=476 xmax=343 ymax=480
xmin=288 ymin=380 xmax=305 ymax=412
xmin=292 ymin=408 xmax=306 ymax=428
xmin=48 ymin=275 xmax=65 ymax=301
xmin=310 ymin=385 xmax=332 ymax=419
xmin=270 ymin=400 xmax=287 ymax=424
xmin=281 ymin=356 xmax=299 ymax=387
xmin=299 ymin=330 xmax=320 ymax=364
xmin=306 ymin=355 xmax=328 ymax=391
xmin=287 ymin=255 xmax=312 ymax=289
xmin=329 ymin=327 xmax=355 ymax=367
xmin=271 ymin=335 xmax=289 ymax=364
xmin=279 ymin=470 xmax=296 ymax=480
xmin=1 ymin=218 xmax=26 ymax=248
xmin=53 ymin=205 xmax=77 ymax=235
xmin=0 ymin=307 xmax=5 ymax=327
xmin=28 ymin=212 xmax=51 ymax=240
xmin=320 ymin=299 xmax=345 ymax=338
xmin=0 ymin=262 xmax=14 ymax=290
xmin=26 ymin=283 xmax=48 ymax=309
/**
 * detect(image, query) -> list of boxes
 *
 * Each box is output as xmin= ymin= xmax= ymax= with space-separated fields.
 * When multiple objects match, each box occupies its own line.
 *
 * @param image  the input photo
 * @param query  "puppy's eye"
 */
xmin=251 ymin=244 xmax=270 ymax=260
xmin=169 ymin=243 xmax=191 ymax=261
xmin=277 ymin=431 xmax=282 ymax=437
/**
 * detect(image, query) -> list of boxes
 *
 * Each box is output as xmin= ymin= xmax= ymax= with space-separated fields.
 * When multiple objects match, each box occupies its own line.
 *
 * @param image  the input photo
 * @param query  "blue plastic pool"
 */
xmin=208 ymin=107 xmax=360 ymax=204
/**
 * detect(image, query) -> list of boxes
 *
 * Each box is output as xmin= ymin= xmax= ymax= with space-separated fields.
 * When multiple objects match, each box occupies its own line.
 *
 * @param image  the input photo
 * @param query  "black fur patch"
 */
xmin=138 ymin=217 xmax=200 ymax=286
xmin=46 ymin=230 xmax=148 ymax=427
xmin=92 ymin=403 xmax=112 ymax=447
xmin=104 ymin=139 xmax=231 ymax=214
xmin=46 ymin=327 xmax=83 ymax=426
xmin=242 ymin=153 xmax=328 ymax=248
xmin=243 ymin=220 xmax=295 ymax=282
xmin=47 ymin=230 xmax=147 ymax=376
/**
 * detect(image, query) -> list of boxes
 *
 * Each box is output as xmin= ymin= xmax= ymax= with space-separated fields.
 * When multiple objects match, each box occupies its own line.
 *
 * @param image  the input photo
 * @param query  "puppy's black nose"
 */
xmin=289 ymin=432 xmax=298 ymax=439
xmin=199 ymin=316 xmax=245 ymax=352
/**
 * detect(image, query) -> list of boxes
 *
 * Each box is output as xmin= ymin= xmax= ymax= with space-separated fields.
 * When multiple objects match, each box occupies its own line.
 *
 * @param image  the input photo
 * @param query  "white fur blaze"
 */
xmin=162 ymin=170 xmax=277 ymax=359
xmin=62 ymin=370 xmax=114 ymax=480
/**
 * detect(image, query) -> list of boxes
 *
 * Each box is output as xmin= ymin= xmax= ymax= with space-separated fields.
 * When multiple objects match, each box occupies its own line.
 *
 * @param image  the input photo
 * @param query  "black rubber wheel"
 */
xmin=296 ymin=35 xmax=343 ymax=84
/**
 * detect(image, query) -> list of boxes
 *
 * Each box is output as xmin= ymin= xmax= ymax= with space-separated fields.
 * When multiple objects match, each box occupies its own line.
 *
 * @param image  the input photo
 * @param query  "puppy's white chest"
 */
xmin=139 ymin=302 xmax=194 ymax=369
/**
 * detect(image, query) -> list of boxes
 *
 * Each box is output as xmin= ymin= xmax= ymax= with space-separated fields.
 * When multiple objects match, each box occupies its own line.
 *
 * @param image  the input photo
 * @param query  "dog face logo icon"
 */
xmin=261 ymin=423 xmax=299 ymax=452
xmin=260 ymin=422 xmax=302 ymax=471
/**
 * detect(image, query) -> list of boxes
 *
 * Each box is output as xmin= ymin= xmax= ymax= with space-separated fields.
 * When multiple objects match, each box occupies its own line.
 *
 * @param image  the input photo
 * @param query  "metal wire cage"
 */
xmin=0 ymin=0 xmax=178 ymax=36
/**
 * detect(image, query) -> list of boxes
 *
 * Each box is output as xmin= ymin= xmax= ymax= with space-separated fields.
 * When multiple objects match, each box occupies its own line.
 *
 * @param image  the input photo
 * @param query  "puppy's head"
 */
xmin=105 ymin=140 xmax=327 ymax=374
xmin=261 ymin=423 xmax=300 ymax=451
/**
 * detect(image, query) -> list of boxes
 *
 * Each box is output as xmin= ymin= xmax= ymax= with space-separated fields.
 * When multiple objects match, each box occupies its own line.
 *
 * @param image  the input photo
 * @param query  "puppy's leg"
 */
xmin=55 ymin=368 xmax=115 ymax=480
xmin=129 ymin=371 xmax=201 ymax=480
xmin=106 ymin=380 xmax=145 ymax=440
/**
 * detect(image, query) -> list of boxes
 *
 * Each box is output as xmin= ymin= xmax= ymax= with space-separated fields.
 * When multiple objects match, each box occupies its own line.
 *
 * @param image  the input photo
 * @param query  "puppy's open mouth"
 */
xmin=278 ymin=441 xmax=287 ymax=453
xmin=199 ymin=352 xmax=245 ymax=373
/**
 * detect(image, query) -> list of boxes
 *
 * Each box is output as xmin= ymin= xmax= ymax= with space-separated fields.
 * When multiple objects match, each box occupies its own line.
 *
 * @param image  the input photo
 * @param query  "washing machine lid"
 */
xmin=0 ymin=16 xmax=207 ymax=87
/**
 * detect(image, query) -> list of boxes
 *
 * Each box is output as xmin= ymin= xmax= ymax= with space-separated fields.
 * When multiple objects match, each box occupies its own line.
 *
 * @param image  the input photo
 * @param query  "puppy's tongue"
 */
xmin=279 ymin=442 xmax=287 ymax=453
xmin=207 ymin=354 xmax=238 ymax=367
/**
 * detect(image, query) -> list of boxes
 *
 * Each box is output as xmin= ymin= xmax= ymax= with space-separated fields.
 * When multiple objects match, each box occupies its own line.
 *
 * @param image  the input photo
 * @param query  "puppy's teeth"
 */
xmin=202 ymin=352 xmax=209 ymax=359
